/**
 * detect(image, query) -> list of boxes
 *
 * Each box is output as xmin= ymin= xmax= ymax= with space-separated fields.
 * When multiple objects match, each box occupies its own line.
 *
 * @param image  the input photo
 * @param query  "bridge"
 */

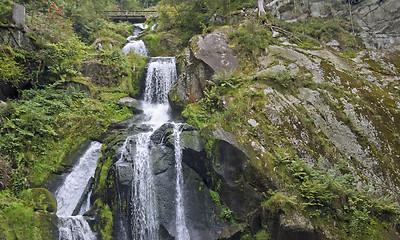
xmin=104 ymin=10 xmax=157 ymax=23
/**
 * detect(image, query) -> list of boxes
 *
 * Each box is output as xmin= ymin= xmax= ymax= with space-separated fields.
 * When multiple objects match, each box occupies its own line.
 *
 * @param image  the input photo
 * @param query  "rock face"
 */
xmin=81 ymin=60 xmax=124 ymax=87
xmin=267 ymin=0 xmax=400 ymax=49
xmin=109 ymin=123 xmax=222 ymax=240
xmin=11 ymin=4 xmax=26 ymax=29
xmin=169 ymin=31 xmax=238 ymax=110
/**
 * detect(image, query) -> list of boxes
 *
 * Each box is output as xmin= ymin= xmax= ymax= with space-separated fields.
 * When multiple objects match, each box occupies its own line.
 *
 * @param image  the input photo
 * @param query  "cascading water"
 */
xmin=114 ymin=56 xmax=180 ymax=240
xmin=122 ymin=40 xmax=148 ymax=56
xmin=55 ymin=141 xmax=102 ymax=240
xmin=122 ymin=24 xmax=149 ymax=56
xmin=144 ymin=57 xmax=177 ymax=104
xmin=173 ymin=124 xmax=190 ymax=240
xmin=131 ymin=132 xmax=158 ymax=240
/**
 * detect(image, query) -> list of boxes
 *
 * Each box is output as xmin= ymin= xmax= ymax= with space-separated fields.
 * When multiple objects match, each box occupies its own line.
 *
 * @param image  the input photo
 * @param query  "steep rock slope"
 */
xmin=172 ymin=9 xmax=400 ymax=240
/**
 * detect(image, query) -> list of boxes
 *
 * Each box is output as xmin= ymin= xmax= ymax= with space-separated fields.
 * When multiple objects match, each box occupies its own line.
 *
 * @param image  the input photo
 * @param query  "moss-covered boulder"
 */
xmin=30 ymin=188 xmax=57 ymax=213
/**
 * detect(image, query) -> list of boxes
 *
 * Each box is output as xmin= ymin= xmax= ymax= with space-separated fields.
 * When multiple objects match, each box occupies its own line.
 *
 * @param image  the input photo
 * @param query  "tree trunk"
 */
xmin=258 ymin=0 xmax=266 ymax=15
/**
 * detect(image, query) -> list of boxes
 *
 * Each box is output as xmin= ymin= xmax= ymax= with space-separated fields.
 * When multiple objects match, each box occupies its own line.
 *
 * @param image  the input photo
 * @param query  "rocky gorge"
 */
xmin=1 ymin=0 xmax=400 ymax=239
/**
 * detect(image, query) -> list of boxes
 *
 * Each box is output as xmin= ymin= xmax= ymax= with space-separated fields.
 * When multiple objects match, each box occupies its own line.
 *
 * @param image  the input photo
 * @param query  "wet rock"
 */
xmin=117 ymin=97 xmax=143 ymax=114
xmin=150 ymin=123 xmax=173 ymax=144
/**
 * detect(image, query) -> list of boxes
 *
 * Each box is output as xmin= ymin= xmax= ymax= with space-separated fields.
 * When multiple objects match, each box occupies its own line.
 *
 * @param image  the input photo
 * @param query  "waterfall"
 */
xmin=55 ymin=141 xmax=102 ymax=240
xmin=173 ymin=124 xmax=190 ymax=240
xmin=122 ymin=23 xmax=149 ymax=56
xmin=58 ymin=216 xmax=97 ymax=240
xmin=113 ymin=56 xmax=177 ymax=240
xmin=131 ymin=133 xmax=158 ymax=240
xmin=144 ymin=57 xmax=177 ymax=104
xmin=122 ymin=40 xmax=148 ymax=56
xmin=117 ymin=27 xmax=190 ymax=238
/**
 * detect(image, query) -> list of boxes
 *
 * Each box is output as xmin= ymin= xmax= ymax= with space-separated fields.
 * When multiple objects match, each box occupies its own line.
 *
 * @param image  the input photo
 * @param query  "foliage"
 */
xmin=94 ymin=199 xmax=113 ymax=240
xmin=0 ymin=0 xmax=12 ymax=24
xmin=26 ymin=1 xmax=87 ymax=83
xmin=228 ymin=18 xmax=274 ymax=65
xmin=92 ymin=21 xmax=133 ymax=47
xmin=157 ymin=0 xmax=233 ymax=44
xmin=220 ymin=205 xmax=234 ymax=222
xmin=141 ymin=32 xmax=169 ymax=56
xmin=28 ymin=1 xmax=74 ymax=44
xmin=0 ymin=190 xmax=55 ymax=240
xmin=0 ymin=85 xmax=132 ymax=191
xmin=209 ymin=190 xmax=221 ymax=206
xmin=270 ymin=17 xmax=356 ymax=50
xmin=259 ymin=70 xmax=297 ymax=89
xmin=262 ymin=191 xmax=297 ymax=213
xmin=0 ymin=46 xmax=27 ymax=87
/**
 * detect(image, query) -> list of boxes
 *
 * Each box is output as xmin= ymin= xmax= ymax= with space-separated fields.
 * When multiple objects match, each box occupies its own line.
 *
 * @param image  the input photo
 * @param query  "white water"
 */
xmin=144 ymin=57 xmax=177 ymax=104
xmin=122 ymin=23 xmax=149 ymax=56
xmin=56 ymin=141 xmax=102 ymax=216
xmin=58 ymin=216 xmax=97 ymax=240
xmin=118 ymin=33 xmax=190 ymax=239
xmin=55 ymin=141 xmax=102 ymax=240
xmin=113 ymin=56 xmax=177 ymax=240
xmin=122 ymin=40 xmax=148 ymax=56
xmin=173 ymin=124 xmax=190 ymax=240
xmin=131 ymin=132 xmax=159 ymax=240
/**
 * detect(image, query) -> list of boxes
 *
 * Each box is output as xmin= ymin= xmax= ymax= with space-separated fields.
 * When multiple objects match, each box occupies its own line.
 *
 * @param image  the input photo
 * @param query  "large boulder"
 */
xmin=81 ymin=60 xmax=123 ymax=87
xmin=11 ymin=4 xmax=26 ymax=29
xmin=169 ymin=31 xmax=238 ymax=111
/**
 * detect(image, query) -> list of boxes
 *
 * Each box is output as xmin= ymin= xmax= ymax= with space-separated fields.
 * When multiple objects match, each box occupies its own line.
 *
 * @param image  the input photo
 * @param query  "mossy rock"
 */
xmin=34 ymin=211 xmax=59 ymax=240
xmin=30 ymin=188 xmax=57 ymax=213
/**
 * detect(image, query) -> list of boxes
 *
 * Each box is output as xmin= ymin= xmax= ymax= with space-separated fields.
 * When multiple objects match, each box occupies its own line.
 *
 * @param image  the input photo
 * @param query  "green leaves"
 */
xmin=0 ymin=47 xmax=27 ymax=87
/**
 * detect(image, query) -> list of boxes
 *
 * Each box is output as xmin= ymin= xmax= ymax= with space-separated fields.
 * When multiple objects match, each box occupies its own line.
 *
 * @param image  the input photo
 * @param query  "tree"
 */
xmin=258 ymin=0 xmax=265 ymax=15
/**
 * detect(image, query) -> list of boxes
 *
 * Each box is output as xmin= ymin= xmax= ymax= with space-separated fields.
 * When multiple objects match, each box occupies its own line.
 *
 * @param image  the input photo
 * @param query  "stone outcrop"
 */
xmin=169 ymin=31 xmax=238 ymax=111
xmin=11 ymin=4 xmax=26 ymax=29
xmin=81 ymin=60 xmax=124 ymax=87
xmin=267 ymin=0 xmax=400 ymax=49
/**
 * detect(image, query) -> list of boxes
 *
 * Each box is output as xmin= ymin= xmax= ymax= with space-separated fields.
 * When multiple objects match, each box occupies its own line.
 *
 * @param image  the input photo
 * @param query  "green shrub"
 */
xmin=210 ymin=190 xmax=221 ymax=206
xmin=0 ymin=0 xmax=12 ymax=24
xmin=260 ymin=70 xmax=297 ymax=89
xmin=0 ymin=52 xmax=26 ymax=87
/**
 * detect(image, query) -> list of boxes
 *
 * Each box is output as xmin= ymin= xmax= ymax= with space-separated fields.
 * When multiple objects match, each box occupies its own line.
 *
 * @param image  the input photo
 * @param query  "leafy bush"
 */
xmin=0 ymin=47 xmax=27 ymax=87
xmin=0 ymin=0 xmax=12 ymax=24
xmin=228 ymin=18 xmax=273 ymax=63
xmin=260 ymin=70 xmax=297 ymax=89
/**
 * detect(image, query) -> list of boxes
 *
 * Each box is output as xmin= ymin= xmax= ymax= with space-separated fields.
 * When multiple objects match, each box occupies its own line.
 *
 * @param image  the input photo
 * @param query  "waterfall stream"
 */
xmin=173 ymin=124 xmax=190 ymax=240
xmin=56 ymin=25 xmax=191 ymax=239
xmin=55 ymin=141 xmax=102 ymax=240
xmin=122 ymin=24 xmax=149 ymax=56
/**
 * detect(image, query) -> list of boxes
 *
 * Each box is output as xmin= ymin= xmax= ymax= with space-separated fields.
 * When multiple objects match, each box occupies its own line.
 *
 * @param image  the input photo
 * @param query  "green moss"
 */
xmin=96 ymin=156 xmax=114 ymax=198
xmin=209 ymin=190 xmax=221 ymax=206
xmin=26 ymin=188 xmax=57 ymax=213
xmin=0 ymin=190 xmax=57 ymax=240
xmin=94 ymin=199 xmax=113 ymax=240
xmin=141 ymin=32 xmax=169 ymax=56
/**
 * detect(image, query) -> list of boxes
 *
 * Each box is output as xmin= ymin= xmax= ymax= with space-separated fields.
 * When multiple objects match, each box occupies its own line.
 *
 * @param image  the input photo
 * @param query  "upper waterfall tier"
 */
xmin=143 ymin=57 xmax=177 ymax=104
xmin=122 ymin=40 xmax=149 ymax=56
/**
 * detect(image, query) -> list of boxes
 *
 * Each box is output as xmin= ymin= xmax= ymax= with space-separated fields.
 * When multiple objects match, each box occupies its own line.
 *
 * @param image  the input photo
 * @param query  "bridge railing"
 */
xmin=104 ymin=10 xmax=157 ymax=17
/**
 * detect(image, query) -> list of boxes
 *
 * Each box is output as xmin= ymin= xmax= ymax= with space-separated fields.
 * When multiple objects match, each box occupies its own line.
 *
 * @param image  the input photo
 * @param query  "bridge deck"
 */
xmin=104 ymin=10 xmax=157 ymax=23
